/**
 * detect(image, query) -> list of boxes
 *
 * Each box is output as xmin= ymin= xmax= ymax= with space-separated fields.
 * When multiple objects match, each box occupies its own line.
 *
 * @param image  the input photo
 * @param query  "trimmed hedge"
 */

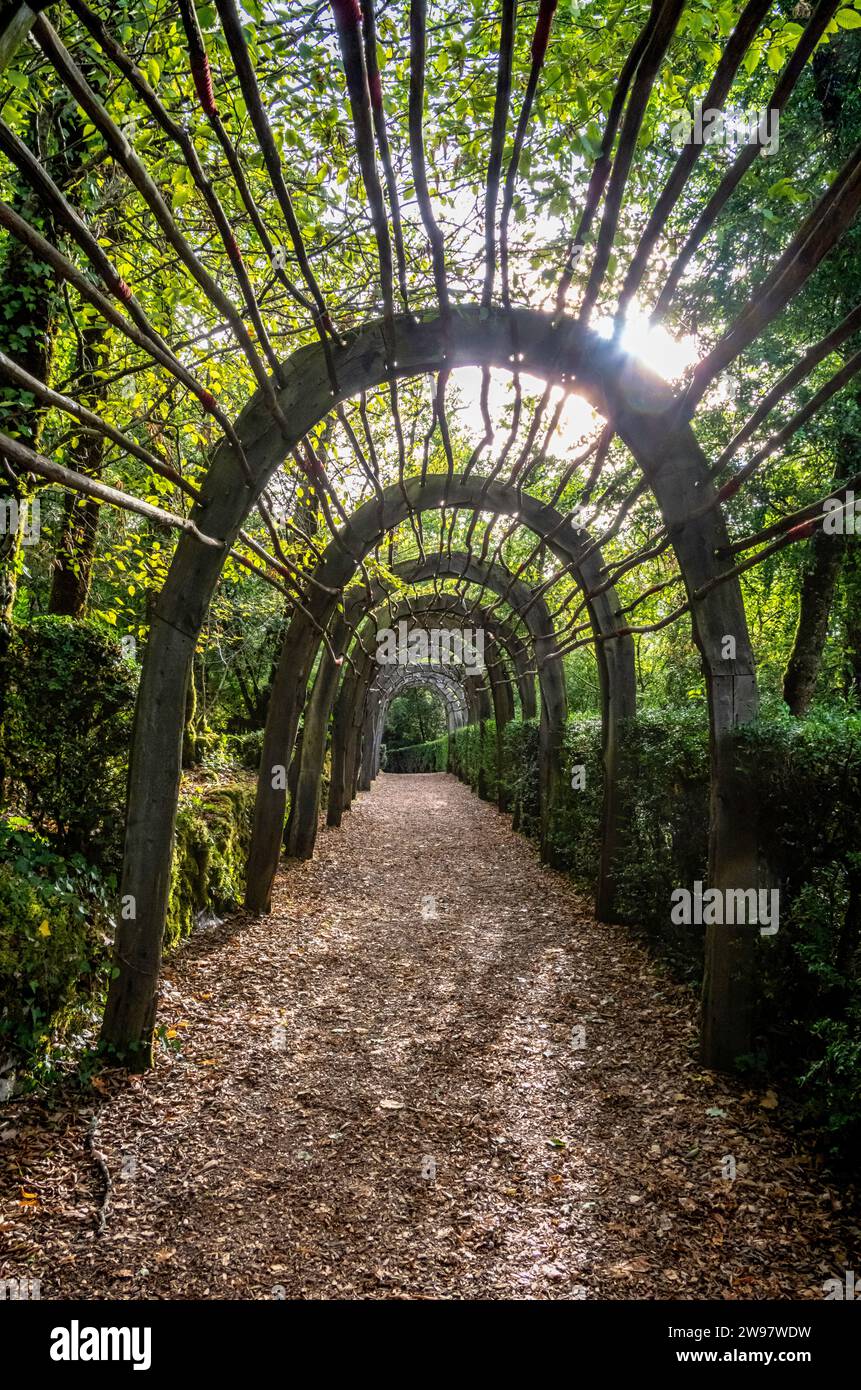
xmin=448 ymin=707 xmax=861 ymax=1152
xmin=385 ymin=736 xmax=449 ymax=773
xmin=447 ymin=720 xmax=503 ymax=805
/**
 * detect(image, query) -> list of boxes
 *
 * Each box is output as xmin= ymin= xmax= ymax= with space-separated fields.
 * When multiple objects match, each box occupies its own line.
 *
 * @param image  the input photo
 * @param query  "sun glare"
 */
xmin=449 ymin=307 xmax=697 ymax=460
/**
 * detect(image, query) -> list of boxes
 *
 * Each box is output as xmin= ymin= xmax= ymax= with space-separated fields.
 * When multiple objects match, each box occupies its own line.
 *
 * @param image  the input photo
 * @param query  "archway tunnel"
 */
xmin=2 ymin=0 xmax=861 ymax=1310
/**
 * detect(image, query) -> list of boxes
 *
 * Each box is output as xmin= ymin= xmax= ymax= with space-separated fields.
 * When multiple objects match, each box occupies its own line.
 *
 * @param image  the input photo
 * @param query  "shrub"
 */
xmin=448 ymin=720 xmax=503 ymax=802
xmin=500 ymin=719 xmax=540 ymax=835
xmin=166 ymin=782 xmax=255 ymax=948
xmin=0 ymin=825 xmax=112 ymax=1074
xmin=225 ymin=728 xmax=264 ymax=771
xmin=386 ymin=736 xmax=448 ymax=773
xmin=2 ymin=617 xmax=136 ymax=869
xmin=544 ymin=717 xmax=604 ymax=879
xmin=613 ymin=707 xmax=710 ymax=975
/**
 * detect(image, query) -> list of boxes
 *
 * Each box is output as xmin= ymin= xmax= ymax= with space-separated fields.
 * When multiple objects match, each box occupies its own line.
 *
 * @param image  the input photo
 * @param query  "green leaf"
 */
xmin=766 ymin=43 xmax=784 ymax=72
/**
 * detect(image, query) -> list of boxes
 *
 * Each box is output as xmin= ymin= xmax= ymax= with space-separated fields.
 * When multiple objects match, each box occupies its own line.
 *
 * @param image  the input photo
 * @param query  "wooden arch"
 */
xmin=3 ymin=2 xmax=857 ymax=1077
xmin=288 ymin=576 xmax=538 ymax=862
xmin=280 ymin=547 xmax=567 ymax=859
xmin=345 ymin=595 xmax=522 ymax=812
xmin=369 ymin=664 xmax=472 ymax=731
xmin=96 ymin=306 xmax=754 ymax=1067
xmin=246 ymin=464 xmax=638 ymax=910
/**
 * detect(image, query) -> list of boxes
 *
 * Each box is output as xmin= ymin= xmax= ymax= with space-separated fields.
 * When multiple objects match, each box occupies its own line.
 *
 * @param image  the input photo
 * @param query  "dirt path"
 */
xmin=1 ymin=774 xmax=855 ymax=1299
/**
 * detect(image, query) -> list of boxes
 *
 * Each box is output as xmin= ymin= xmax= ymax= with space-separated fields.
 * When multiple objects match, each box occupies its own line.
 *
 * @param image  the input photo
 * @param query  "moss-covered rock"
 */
xmin=165 ymin=780 xmax=255 ymax=949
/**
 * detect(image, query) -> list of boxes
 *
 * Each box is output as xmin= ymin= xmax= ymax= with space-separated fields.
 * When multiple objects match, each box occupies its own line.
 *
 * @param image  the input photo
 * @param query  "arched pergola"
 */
xmin=281 ymin=554 xmax=547 ymax=860
xmin=325 ymin=602 xmax=515 ymax=827
xmin=287 ymin=600 xmax=514 ymax=857
xmin=348 ymin=599 xmax=520 ymax=800
xmin=370 ymin=663 xmax=471 ymax=733
xmin=280 ymin=543 xmax=618 ymax=863
xmin=366 ymin=663 xmax=472 ymax=771
xmin=2 ymin=0 xmax=859 ymax=1076
xmin=100 ymin=312 xmax=753 ymax=1067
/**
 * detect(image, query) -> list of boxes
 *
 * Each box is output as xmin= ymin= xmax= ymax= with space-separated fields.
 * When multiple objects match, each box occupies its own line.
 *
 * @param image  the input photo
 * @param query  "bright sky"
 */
xmin=442 ymin=178 xmax=700 ymax=452
xmin=450 ymin=307 xmax=699 ymax=454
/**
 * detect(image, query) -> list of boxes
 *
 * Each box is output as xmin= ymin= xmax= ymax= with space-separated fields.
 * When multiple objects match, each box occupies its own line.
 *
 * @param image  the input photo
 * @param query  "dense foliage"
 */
xmin=448 ymin=709 xmax=861 ymax=1153
xmin=0 ymin=620 xmax=254 ymax=1081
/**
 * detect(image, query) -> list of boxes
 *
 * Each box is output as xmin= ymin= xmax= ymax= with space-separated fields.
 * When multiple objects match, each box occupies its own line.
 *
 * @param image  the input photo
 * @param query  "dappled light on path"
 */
xmin=2 ymin=775 xmax=850 ymax=1299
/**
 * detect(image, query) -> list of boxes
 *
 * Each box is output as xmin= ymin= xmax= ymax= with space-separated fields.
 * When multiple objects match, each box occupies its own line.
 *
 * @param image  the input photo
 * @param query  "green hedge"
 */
xmin=385 ymin=735 xmax=449 ymax=773
xmin=1 ymin=616 xmax=136 ymax=870
xmin=447 ymin=720 xmax=504 ymax=804
xmin=0 ymin=620 xmax=258 ymax=1084
xmin=0 ymin=826 xmax=112 ymax=1080
xmin=0 ymin=786 xmax=255 ymax=1085
xmin=448 ymin=707 xmax=861 ymax=1152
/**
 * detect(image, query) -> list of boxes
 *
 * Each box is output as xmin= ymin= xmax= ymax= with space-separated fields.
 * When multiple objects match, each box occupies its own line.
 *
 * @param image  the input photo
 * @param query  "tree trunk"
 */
xmin=48 ymin=321 xmax=109 ymax=616
xmin=783 ymin=520 xmax=845 ymax=716
xmin=844 ymin=542 xmax=861 ymax=705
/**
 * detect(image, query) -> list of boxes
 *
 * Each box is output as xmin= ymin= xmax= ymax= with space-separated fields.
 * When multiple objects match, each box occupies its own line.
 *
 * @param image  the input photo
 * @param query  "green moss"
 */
xmin=165 ymin=781 xmax=255 ymax=950
xmin=0 ymin=826 xmax=112 ymax=1075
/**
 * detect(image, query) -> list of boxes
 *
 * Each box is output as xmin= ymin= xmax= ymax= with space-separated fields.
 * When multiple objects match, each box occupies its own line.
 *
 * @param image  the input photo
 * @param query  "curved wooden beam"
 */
xmin=102 ymin=306 xmax=754 ymax=1073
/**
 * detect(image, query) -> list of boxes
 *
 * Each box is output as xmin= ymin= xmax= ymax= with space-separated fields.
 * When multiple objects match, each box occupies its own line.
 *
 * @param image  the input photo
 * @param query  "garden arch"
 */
xmin=2 ymin=1 xmax=857 ymax=1077
xmin=99 ymin=311 xmax=752 ymax=1068
xmin=283 ymin=550 xmax=565 ymax=863
xmin=287 ymin=597 xmax=517 ymax=858
xmin=370 ymin=664 xmax=471 ymax=734
xmin=347 ymin=599 xmax=519 ymax=804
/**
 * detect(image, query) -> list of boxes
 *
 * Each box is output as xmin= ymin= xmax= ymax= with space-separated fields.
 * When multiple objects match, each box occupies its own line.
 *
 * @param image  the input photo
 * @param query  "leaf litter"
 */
xmin=1 ymin=774 xmax=857 ymax=1300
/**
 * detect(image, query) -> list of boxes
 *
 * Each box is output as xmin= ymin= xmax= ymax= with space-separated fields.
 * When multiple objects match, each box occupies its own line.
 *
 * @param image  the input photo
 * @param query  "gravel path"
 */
xmin=1 ymin=773 xmax=855 ymax=1299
